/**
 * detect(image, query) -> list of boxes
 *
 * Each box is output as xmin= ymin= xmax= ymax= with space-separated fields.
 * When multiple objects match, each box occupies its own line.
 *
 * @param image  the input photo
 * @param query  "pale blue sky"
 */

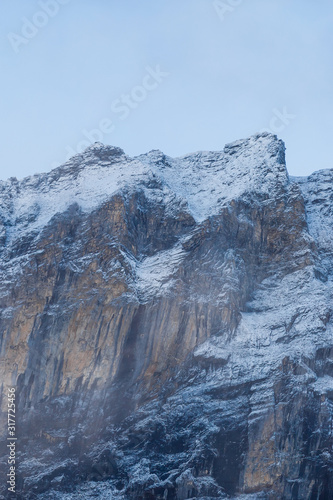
xmin=1 ymin=0 xmax=332 ymax=180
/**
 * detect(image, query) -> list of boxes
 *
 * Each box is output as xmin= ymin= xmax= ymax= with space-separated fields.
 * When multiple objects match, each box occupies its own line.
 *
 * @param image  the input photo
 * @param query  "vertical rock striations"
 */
xmin=0 ymin=133 xmax=333 ymax=499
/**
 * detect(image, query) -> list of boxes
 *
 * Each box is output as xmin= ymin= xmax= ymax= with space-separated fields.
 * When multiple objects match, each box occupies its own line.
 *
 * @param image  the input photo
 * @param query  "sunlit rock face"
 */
xmin=1 ymin=133 xmax=333 ymax=499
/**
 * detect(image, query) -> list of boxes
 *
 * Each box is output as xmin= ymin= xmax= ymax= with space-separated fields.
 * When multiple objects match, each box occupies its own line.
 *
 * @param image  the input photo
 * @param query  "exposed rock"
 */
xmin=0 ymin=133 xmax=333 ymax=499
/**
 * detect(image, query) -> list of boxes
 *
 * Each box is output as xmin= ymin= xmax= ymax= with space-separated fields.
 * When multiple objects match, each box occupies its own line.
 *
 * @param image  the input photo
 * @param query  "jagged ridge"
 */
xmin=0 ymin=133 xmax=333 ymax=499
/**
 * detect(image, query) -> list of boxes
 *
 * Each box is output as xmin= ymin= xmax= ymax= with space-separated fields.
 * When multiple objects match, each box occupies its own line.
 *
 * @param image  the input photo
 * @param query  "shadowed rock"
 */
xmin=0 ymin=133 xmax=333 ymax=499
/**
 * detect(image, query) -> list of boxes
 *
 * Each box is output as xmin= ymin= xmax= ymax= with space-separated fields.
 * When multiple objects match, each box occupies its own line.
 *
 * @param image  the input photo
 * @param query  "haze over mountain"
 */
xmin=1 ymin=133 xmax=333 ymax=499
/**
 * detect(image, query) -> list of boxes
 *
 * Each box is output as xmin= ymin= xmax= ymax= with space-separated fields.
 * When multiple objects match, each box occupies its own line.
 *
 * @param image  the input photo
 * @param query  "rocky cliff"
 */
xmin=0 ymin=133 xmax=333 ymax=499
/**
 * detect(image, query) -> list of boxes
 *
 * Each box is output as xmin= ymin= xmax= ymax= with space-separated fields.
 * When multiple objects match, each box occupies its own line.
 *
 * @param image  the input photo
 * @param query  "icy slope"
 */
xmin=1 ymin=132 xmax=333 ymax=499
xmin=293 ymin=170 xmax=333 ymax=270
xmin=0 ymin=132 xmax=286 ymax=246
xmin=139 ymin=132 xmax=288 ymax=222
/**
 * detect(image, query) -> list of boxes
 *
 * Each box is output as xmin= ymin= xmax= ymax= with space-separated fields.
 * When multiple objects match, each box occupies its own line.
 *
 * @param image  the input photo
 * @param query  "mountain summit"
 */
xmin=1 ymin=133 xmax=333 ymax=499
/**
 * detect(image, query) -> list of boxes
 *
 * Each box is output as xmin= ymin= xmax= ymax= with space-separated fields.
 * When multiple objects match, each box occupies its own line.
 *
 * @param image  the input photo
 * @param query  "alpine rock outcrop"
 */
xmin=0 ymin=133 xmax=333 ymax=499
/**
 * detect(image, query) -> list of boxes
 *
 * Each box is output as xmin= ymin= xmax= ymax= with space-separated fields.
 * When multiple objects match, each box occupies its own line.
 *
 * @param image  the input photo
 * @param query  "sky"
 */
xmin=1 ymin=0 xmax=332 ymax=180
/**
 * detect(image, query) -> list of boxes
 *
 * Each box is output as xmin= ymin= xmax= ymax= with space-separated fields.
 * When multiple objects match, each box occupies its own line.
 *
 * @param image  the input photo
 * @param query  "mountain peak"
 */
xmin=1 ymin=132 xmax=333 ymax=498
xmin=0 ymin=133 xmax=291 ymax=248
xmin=81 ymin=142 xmax=125 ymax=157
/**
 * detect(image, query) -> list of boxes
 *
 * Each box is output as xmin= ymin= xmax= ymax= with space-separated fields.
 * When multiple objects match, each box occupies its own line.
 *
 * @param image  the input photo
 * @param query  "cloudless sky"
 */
xmin=1 ymin=0 xmax=332 ymax=180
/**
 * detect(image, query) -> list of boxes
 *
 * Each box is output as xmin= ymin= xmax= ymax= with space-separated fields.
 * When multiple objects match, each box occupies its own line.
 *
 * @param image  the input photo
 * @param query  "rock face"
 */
xmin=0 ymin=133 xmax=333 ymax=499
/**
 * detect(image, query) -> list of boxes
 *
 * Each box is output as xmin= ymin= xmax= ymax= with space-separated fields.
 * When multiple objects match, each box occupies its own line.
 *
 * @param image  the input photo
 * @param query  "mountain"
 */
xmin=0 ymin=133 xmax=333 ymax=499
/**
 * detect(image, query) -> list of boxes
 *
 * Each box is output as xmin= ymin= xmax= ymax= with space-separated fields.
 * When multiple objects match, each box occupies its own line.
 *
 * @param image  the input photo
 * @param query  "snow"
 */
xmin=134 ymin=244 xmax=185 ymax=301
xmin=293 ymin=170 xmax=333 ymax=267
xmin=194 ymin=266 xmax=333 ymax=388
xmin=3 ymin=133 xmax=333 ymax=498
xmin=0 ymin=133 xmax=287 ymax=247
xmin=1 ymin=154 xmax=151 ymax=245
xmin=1 ymin=134 xmax=333 ymax=379
xmin=311 ymin=375 xmax=333 ymax=394
xmin=140 ymin=132 xmax=288 ymax=222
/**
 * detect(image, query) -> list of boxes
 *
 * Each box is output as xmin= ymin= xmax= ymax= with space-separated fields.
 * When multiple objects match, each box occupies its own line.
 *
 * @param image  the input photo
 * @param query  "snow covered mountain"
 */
xmin=1 ymin=132 xmax=333 ymax=499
